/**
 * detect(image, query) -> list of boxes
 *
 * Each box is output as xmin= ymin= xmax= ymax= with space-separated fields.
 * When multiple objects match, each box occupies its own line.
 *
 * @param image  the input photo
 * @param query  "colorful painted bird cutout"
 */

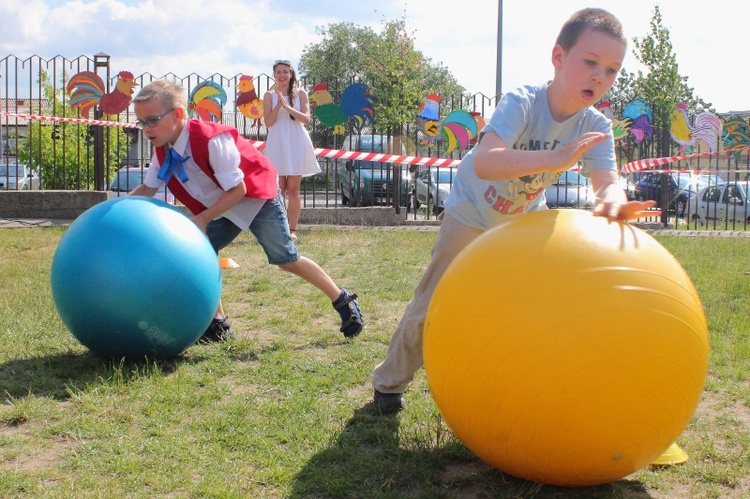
xmin=417 ymin=94 xmax=479 ymax=153
xmin=66 ymin=70 xmax=137 ymax=118
xmin=236 ymin=75 xmax=263 ymax=123
xmin=417 ymin=93 xmax=442 ymax=141
xmin=622 ymin=100 xmax=654 ymax=143
xmin=722 ymin=115 xmax=750 ymax=161
xmin=670 ymin=103 xmax=722 ymax=154
xmin=469 ymin=112 xmax=487 ymax=146
xmin=188 ymin=81 xmax=227 ymax=122
xmin=310 ymin=82 xmax=375 ymax=134
xmin=597 ymin=100 xmax=632 ymax=141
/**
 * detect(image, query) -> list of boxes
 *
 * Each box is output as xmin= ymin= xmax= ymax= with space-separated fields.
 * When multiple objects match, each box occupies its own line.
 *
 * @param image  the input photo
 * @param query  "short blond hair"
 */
xmin=133 ymin=79 xmax=187 ymax=111
xmin=556 ymin=8 xmax=625 ymax=51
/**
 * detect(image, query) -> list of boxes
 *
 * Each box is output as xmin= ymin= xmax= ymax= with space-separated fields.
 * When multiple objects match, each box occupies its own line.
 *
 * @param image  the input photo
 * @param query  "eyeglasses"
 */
xmin=135 ymin=109 xmax=175 ymax=129
xmin=274 ymin=59 xmax=292 ymax=67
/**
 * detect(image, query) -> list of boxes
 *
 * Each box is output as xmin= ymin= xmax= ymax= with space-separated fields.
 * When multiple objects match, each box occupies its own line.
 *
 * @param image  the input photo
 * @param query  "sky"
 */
xmin=1 ymin=0 xmax=749 ymax=113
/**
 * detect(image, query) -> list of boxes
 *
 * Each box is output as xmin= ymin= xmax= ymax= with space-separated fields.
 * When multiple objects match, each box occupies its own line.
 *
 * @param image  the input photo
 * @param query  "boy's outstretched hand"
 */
xmin=593 ymin=199 xmax=660 ymax=222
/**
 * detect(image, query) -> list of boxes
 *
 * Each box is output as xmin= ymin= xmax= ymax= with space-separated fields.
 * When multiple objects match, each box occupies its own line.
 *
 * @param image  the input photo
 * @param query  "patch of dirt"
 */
xmin=0 ymin=437 xmax=67 ymax=473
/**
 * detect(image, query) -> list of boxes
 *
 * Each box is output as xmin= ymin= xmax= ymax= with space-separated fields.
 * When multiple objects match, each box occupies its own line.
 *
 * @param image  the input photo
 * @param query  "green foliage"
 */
xmin=300 ymin=18 xmax=466 ymax=133
xmin=605 ymin=5 xmax=713 ymax=155
xmin=16 ymin=70 xmax=130 ymax=190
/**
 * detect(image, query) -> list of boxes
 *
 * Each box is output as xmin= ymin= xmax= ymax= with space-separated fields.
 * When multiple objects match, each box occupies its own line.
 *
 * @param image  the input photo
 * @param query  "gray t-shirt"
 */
xmin=444 ymin=83 xmax=616 ymax=229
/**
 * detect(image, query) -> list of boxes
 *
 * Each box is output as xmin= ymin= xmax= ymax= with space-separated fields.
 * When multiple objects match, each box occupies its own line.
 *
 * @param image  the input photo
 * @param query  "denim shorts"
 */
xmin=205 ymin=194 xmax=299 ymax=265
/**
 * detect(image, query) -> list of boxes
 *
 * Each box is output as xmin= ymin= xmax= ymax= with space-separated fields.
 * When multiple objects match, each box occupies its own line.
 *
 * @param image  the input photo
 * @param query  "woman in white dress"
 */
xmin=263 ymin=60 xmax=321 ymax=240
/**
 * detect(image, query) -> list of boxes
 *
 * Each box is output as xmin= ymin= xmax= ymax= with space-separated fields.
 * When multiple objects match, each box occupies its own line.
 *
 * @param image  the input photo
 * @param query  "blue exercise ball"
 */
xmin=51 ymin=197 xmax=222 ymax=358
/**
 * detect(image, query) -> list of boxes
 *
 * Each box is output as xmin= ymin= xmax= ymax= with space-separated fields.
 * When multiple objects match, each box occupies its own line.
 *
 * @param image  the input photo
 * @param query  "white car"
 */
xmin=109 ymin=167 xmax=175 ymax=204
xmin=0 ymin=161 xmax=40 ymax=190
xmin=687 ymin=182 xmax=750 ymax=225
xmin=545 ymin=169 xmax=595 ymax=209
xmin=414 ymin=167 xmax=457 ymax=212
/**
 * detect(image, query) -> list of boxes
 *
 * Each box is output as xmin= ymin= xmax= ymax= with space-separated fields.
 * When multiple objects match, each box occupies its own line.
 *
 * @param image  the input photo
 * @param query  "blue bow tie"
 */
xmin=157 ymin=148 xmax=191 ymax=183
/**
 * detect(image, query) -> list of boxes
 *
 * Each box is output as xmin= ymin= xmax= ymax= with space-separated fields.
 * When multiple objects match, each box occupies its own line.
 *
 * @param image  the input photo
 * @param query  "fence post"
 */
xmin=92 ymin=52 xmax=110 ymax=191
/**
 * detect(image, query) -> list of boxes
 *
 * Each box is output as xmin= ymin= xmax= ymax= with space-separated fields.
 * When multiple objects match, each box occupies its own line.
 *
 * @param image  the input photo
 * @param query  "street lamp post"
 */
xmin=495 ymin=0 xmax=503 ymax=103
xmin=92 ymin=53 xmax=110 ymax=191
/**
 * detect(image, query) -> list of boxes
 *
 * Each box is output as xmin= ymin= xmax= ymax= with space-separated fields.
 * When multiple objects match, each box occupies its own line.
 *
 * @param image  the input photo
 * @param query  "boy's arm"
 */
xmin=589 ymin=169 xmax=658 ymax=221
xmin=190 ymin=181 xmax=247 ymax=233
xmin=472 ymin=130 xmax=610 ymax=181
xmin=128 ymin=184 xmax=159 ymax=198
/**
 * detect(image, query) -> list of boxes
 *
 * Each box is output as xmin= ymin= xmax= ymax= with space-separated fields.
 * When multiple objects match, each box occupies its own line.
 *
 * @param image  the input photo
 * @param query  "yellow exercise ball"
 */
xmin=423 ymin=209 xmax=709 ymax=487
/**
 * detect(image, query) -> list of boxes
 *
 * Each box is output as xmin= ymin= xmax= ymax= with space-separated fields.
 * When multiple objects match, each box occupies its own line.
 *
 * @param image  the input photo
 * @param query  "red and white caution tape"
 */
xmin=2 ymin=111 xmax=138 ymax=128
xmin=246 ymin=139 xmax=461 ymax=167
xmin=5 ymin=111 xmax=463 ymax=168
xmin=621 ymin=152 xmax=712 ymax=174
xmin=621 ymin=146 xmax=750 ymax=174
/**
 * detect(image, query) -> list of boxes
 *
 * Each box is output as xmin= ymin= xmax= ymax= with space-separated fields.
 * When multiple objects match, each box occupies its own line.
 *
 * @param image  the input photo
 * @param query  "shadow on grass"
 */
xmin=290 ymin=404 xmax=656 ymax=498
xmin=0 ymin=350 xmax=208 ymax=401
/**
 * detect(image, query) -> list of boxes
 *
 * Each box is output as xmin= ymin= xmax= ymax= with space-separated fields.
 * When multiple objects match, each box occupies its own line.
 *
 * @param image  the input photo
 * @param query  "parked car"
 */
xmin=1 ymin=132 xmax=20 ymax=157
xmin=109 ymin=167 xmax=175 ymax=203
xmin=0 ymin=161 xmax=40 ymax=190
xmin=337 ymin=134 xmax=410 ymax=207
xmin=414 ymin=167 xmax=457 ymax=213
xmin=687 ymin=182 xmax=750 ymax=224
xmin=545 ymin=169 xmax=595 ymax=209
xmin=632 ymin=172 xmax=720 ymax=216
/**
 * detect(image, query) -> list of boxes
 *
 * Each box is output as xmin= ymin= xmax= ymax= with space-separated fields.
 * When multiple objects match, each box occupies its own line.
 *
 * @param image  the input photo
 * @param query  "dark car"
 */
xmin=632 ymin=172 xmax=718 ymax=216
xmin=337 ymin=134 xmax=410 ymax=207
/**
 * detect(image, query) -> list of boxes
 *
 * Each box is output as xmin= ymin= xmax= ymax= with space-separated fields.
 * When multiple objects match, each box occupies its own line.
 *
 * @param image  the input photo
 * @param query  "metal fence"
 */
xmin=3 ymin=53 xmax=750 ymax=230
xmin=1 ymin=53 xmax=493 ymax=220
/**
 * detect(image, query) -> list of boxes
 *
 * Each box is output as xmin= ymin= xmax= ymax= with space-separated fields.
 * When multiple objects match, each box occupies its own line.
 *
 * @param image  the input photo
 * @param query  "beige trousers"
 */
xmin=371 ymin=213 xmax=484 ymax=394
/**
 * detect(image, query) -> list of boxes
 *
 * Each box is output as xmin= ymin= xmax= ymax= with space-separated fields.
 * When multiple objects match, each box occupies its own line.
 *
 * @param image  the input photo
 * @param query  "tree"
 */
xmin=299 ymin=18 xmax=466 ymax=135
xmin=606 ymin=5 xmax=712 ymax=156
xmin=17 ymin=70 xmax=130 ymax=190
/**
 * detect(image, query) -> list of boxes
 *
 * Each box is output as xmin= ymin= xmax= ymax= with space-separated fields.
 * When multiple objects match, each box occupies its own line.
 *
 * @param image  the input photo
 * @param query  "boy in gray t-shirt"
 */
xmin=372 ymin=7 xmax=658 ymax=413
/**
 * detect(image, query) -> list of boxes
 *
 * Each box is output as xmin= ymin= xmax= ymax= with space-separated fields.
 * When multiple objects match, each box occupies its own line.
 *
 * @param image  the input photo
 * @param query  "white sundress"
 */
xmin=264 ymin=92 xmax=321 ymax=177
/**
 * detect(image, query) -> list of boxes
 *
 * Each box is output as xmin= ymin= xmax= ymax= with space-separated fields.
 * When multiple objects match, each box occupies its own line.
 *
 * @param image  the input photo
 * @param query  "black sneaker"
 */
xmin=198 ymin=317 xmax=233 ymax=343
xmin=373 ymin=390 xmax=405 ymax=413
xmin=332 ymin=289 xmax=364 ymax=338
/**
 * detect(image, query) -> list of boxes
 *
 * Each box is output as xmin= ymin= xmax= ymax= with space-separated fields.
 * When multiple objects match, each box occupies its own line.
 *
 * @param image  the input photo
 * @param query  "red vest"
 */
xmin=155 ymin=120 xmax=278 ymax=215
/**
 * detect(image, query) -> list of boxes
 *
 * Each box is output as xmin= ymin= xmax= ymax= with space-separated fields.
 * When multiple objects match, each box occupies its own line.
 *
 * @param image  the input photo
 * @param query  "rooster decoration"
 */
xmin=66 ymin=70 xmax=137 ymax=118
xmin=416 ymin=94 xmax=479 ymax=153
xmin=188 ymin=81 xmax=227 ymax=122
xmin=236 ymin=75 xmax=263 ymax=124
xmin=670 ymin=103 xmax=722 ymax=154
xmin=469 ymin=111 xmax=486 ymax=146
xmin=310 ymin=82 xmax=375 ymax=134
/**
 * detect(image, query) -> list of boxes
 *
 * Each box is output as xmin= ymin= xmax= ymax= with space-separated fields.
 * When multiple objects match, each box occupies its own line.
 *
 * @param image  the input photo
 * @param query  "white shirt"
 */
xmin=144 ymin=124 xmax=268 ymax=230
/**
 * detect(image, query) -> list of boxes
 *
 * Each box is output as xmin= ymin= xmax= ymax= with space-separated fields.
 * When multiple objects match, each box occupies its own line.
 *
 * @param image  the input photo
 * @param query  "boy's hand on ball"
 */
xmin=594 ymin=199 xmax=660 ymax=221
xmin=553 ymin=132 xmax=610 ymax=172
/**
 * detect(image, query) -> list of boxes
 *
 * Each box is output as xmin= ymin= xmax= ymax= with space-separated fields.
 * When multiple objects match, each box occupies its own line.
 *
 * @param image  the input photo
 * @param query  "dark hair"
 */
xmin=555 ymin=8 xmax=625 ymax=51
xmin=273 ymin=60 xmax=298 ymax=105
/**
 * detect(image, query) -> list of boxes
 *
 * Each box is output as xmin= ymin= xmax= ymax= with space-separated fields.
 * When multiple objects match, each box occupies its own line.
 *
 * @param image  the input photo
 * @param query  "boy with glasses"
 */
xmin=129 ymin=79 xmax=364 ymax=342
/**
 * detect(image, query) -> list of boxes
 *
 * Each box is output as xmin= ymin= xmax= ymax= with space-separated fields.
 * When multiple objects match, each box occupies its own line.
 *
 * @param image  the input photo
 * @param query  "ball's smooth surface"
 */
xmin=51 ymin=197 xmax=222 ymax=358
xmin=424 ymin=209 xmax=709 ymax=487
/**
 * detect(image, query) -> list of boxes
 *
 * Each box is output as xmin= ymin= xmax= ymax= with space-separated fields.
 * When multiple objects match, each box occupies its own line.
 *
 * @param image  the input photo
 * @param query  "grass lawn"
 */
xmin=1 ymin=223 xmax=749 ymax=498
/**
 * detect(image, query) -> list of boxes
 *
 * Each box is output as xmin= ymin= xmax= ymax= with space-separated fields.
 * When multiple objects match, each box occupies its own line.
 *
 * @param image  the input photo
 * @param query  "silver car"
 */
xmin=414 ymin=167 xmax=457 ymax=212
xmin=109 ymin=167 xmax=175 ymax=204
xmin=545 ymin=169 xmax=595 ymax=209
xmin=688 ymin=182 xmax=750 ymax=225
xmin=0 ymin=161 xmax=40 ymax=190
